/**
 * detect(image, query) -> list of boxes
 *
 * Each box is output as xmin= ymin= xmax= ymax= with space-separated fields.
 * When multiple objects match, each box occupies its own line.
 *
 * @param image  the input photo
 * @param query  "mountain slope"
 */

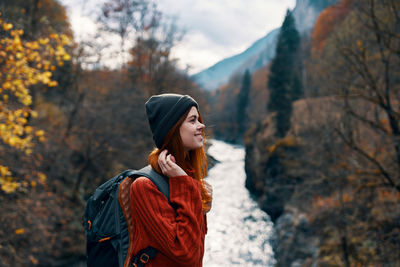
xmin=191 ymin=29 xmax=279 ymax=91
xmin=191 ymin=0 xmax=338 ymax=91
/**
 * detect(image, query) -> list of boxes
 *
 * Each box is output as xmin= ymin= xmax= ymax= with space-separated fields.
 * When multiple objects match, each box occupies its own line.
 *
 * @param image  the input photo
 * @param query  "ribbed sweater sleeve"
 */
xmin=130 ymin=175 xmax=205 ymax=265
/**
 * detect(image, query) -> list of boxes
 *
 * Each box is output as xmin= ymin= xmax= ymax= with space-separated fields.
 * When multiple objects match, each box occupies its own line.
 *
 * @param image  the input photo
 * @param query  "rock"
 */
xmin=273 ymin=208 xmax=319 ymax=267
xmin=243 ymin=97 xmax=345 ymax=266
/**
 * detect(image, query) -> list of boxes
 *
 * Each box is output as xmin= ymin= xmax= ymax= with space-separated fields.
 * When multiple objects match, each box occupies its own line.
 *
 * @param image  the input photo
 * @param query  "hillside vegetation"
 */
xmin=242 ymin=0 xmax=400 ymax=266
xmin=0 ymin=1 xmax=208 ymax=265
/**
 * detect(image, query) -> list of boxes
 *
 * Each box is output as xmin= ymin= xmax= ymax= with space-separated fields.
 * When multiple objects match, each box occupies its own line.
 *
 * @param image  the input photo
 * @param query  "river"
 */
xmin=203 ymin=139 xmax=275 ymax=267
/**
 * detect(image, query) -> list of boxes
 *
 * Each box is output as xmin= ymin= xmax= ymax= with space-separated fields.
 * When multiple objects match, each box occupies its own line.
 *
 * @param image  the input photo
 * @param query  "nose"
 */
xmin=197 ymin=122 xmax=205 ymax=130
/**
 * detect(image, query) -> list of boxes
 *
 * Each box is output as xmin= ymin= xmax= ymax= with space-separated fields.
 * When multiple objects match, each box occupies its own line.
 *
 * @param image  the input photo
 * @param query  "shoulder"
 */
xmin=131 ymin=176 xmax=171 ymax=201
xmin=133 ymin=176 xmax=153 ymax=185
xmin=131 ymin=176 xmax=157 ymax=191
xmin=130 ymin=176 xmax=170 ymax=209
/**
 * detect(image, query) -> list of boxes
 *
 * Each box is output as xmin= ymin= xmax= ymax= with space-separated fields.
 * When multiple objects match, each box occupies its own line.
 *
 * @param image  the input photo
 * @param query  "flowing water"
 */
xmin=203 ymin=140 xmax=275 ymax=267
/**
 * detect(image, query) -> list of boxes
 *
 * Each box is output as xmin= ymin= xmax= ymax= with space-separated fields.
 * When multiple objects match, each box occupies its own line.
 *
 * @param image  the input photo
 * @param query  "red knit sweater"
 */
xmin=130 ymin=175 xmax=207 ymax=266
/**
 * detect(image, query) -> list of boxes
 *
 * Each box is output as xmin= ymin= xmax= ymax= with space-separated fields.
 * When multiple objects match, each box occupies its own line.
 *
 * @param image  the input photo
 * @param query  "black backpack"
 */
xmin=82 ymin=165 xmax=170 ymax=267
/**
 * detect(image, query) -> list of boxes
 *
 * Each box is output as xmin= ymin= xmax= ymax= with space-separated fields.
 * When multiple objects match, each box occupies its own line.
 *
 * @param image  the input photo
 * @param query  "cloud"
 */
xmin=61 ymin=0 xmax=296 ymax=73
xmin=157 ymin=0 xmax=296 ymax=73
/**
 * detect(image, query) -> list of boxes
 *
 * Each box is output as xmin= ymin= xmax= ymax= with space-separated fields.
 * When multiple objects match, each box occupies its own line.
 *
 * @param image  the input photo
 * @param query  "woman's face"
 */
xmin=180 ymin=106 xmax=205 ymax=151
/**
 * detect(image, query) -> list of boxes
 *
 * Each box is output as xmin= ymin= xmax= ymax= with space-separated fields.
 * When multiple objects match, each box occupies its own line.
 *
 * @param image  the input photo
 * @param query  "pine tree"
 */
xmin=290 ymin=71 xmax=303 ymax=101
xmin=236 ymin=69 xmax=251 ymax=140
xmin=267 ymin=10 xmax=301 ymax=137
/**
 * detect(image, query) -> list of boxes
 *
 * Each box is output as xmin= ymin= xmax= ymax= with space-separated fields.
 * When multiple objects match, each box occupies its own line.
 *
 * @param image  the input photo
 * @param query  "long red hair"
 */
xmin=148 ymin=108 xmax=212 ymax=212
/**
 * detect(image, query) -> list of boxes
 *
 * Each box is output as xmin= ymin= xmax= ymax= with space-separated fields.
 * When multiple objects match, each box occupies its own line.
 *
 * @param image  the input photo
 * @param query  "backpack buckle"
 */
xmin=140 ymin=253 xmax=150 ymax=263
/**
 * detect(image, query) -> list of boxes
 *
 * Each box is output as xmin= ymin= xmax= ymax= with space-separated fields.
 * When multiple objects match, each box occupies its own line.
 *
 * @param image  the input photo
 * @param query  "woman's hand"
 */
xmin=203 ymin=180 xmax=213 ymax=214
xmin=158 ymin=149 xmax=187 ymax=178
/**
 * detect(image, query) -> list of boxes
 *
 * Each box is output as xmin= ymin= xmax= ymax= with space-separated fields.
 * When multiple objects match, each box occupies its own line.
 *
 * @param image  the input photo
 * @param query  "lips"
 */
xmin=195 ymin=133 xmax=203 ymax=141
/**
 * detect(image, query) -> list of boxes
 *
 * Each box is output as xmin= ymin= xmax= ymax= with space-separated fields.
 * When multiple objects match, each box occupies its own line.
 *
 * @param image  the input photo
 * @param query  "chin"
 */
xmin=185 ymin=142 xmax=203 ymax=151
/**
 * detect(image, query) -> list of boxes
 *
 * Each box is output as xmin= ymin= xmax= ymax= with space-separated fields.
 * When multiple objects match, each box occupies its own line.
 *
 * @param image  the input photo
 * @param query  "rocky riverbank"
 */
xmin=244 ymin=97 xmax=344 ymax=266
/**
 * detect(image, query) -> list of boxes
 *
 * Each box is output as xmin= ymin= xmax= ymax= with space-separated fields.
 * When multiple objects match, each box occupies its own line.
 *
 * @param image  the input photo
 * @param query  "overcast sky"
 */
xmin=61 ymin=0 xmax=296 ymax=74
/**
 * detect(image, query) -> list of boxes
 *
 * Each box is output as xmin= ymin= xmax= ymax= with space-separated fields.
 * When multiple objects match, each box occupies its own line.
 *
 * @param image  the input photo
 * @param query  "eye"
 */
xmin=189 ymin=116 xmax=197 ymax=123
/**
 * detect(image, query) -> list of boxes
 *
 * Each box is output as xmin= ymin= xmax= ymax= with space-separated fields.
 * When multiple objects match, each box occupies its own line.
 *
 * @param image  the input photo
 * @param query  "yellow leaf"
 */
xmin=21 ymin=96 xmax=32 ymax=106
xmin=1 ymin=179 xmax=19 ymax=193
xmin=16 ymin=117 xmax=27 ymax=125
xmin=38 ymin=38 xmax=49 ymax=45
xmin=48 ymin=81 xmax=58 ymax=87
xmin=35 ymin=130 xmax=45 ymax=137
xmin=15 ymin=228 xmax=25 ymax=234
xmin=63 ymin=53 xmax=71 ymax=61
xmin=0 ymin=165 xmax=11 ymax=176
xmin=3 ymin=82 xmax=12 ymax=89
xmin=3 ymin=23 xmax=13 ymax=31
xmin=31 ymin=111 xmax=38 ymax=118
xmin=8 ymin=137 xmax=17 ymax=146
xmin=61 ymin=35 xmax=71 ymax=45
xmin=25 ymin=126 xmax=33 ymax=133
xmin=37 ymin=172 xmax=46 ymax=184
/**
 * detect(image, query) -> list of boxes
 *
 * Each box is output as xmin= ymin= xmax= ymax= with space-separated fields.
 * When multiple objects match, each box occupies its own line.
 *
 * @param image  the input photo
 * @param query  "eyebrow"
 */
xmin=187 ymin=114 xmax=198 ymax=120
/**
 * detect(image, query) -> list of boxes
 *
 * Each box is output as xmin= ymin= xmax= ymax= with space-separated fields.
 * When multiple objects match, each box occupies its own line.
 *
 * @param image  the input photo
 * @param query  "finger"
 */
xmin=158 ymin=150 xmax=169 ymax=172
xmin=158 ymin=158 xmax=166 ymax=171
xmin=166 ymin=154 xmax=174 ymax=168
xmin=160 ymin=149 xmax=168 ymax=160
xmin=159 ymin=150 xmax=167 ymax=165
xmin=170 ymin=155 xmax=176 ymax=163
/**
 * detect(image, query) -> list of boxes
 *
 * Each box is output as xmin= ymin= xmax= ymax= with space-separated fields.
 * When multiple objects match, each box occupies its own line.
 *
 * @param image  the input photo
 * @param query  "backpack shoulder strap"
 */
xmin=119 ymin=166 xmax=170 ymax=267
xmin=128 ymin=165 xmax=170 ymax=201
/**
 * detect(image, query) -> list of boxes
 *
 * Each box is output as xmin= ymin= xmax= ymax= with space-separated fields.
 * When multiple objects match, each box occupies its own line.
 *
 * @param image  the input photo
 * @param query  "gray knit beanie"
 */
xmin=145 ymin=93 xmax=198 ymax=148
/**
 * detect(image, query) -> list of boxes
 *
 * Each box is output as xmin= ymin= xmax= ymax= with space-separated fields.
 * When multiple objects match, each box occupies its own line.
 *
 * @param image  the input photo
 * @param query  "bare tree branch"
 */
xmin=335 ymin=127 xmax=400 ymax=192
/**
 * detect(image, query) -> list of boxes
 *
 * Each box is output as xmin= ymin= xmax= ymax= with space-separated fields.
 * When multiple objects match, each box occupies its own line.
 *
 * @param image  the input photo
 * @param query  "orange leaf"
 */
xmin=15 ymin=228 xmax=25 ymax=234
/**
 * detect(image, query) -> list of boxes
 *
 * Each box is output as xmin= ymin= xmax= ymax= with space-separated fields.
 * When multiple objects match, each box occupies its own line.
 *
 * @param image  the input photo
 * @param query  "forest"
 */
xmin=213 ymin=0 xmax=400 ymax=266
xmin=0 ymin=0 xmax=399 ymax=266
xmin=0 ymin=0 xmax=209 ymax=265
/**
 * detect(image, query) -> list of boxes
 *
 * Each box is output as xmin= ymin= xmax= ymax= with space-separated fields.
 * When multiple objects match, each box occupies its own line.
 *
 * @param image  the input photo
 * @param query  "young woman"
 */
xmin=129 ymin=93 xmax=212 ymax=266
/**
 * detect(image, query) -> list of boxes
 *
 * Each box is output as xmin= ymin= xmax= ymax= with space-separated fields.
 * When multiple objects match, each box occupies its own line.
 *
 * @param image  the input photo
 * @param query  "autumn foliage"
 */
xmin=0 ymin=1 xmax=207 ymax=266
xmin=312 ymin=0 xmax=353 ymax=51
xmin=0 ymin=13 xmax=71 ymax=193
xmin=1 ymin=0 xmax=398 ymax=266
xmin=244 ymin=0 xmax=400 ymax=266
